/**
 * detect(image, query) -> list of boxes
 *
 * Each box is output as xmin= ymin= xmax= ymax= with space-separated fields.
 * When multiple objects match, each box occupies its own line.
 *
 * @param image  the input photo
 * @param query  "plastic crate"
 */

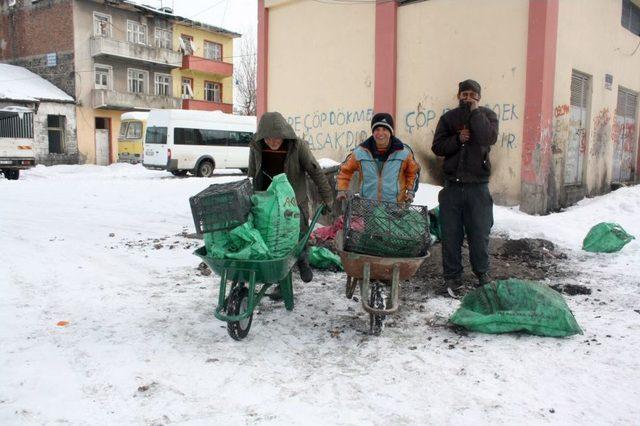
xmin=343 ymin=196 xmax=430 ymax=258
xmin=190 ymin=179 xmax=253 ymax=234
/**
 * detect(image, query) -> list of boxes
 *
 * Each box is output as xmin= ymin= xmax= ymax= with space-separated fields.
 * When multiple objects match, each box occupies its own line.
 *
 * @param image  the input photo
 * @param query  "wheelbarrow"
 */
xmin=194 ymin=207 xmax=324 ymax=340
xmin=335 ymin=230 xmax=429 ymax=335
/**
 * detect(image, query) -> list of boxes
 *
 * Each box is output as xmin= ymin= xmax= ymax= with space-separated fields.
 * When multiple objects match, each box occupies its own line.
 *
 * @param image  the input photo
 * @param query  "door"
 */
xmin=564 ymin=72 xmax=590 ymax=185
xmin=613 ymin=89 xmax=637 ymax=182
xmin=143 ymin=125 xmax=168 ymax=167
xmin=95 ymin=129 xmax=109 ymax=166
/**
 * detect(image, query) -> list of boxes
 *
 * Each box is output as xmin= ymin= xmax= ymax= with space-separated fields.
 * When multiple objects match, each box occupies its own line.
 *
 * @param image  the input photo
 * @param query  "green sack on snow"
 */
xmin=251 ymin=173 xmax=301 ymax=258
xmin=203 ymin=217 xmax=270 ymax=260
xmin=582 ymin=222 xmax=635 ymax=253
xmin=449 ymin=279 xmax=583 ymax=337
xmin=359 ymin=206 xmax=429 ymax=257
xmin=309 ymin=246 xmax=343 ymax=271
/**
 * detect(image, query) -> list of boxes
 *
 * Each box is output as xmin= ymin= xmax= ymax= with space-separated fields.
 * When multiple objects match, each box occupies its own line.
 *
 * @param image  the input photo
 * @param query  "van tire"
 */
xmin=4 ymin=169 xmax=19 ymax=180
xmin=196 ymin=160 xmax=215 ymax=177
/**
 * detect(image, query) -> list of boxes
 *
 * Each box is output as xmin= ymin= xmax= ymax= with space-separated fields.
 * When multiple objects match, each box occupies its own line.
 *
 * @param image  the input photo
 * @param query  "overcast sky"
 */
xmin=135 ymin=0 xmax=258 ymax=37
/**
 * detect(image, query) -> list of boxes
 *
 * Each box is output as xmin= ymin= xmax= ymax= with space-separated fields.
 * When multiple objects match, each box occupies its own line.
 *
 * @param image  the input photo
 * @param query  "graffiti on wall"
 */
xmin=611 ymin=114 xmax=637 ymax=182
xmin=591 ymin=108 xmax=611 ymax=158
xmin=402 ymin=102 xmax=521 ymax=150
xmin=286 ymin=108 xmax=374 ymax=152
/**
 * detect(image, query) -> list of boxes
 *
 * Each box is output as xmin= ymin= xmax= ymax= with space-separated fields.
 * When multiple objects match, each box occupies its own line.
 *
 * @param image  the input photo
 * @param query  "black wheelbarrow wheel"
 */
xmin=369 ymin=281 xmax=386 ymax=336
xmin=226 ymin=282 xmax=253 ymax=340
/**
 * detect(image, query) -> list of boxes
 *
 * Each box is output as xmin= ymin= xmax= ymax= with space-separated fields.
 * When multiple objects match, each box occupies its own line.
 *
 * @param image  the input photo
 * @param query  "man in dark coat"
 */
xmin=431 ymin=79 xmax=499 ymax=295
xmin=248 ymin=111 xmax=333 ymax=284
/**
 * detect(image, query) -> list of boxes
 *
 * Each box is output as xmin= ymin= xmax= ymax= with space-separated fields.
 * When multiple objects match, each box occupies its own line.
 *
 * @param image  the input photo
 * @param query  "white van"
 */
xmin=0 ymin=106 xmax=36 ymax=180
xmin=143 ymin=109 xmax=256 ymax=177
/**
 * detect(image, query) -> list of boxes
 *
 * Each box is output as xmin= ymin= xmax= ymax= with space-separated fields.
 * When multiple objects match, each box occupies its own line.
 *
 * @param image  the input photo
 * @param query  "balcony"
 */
xmin=182 ymin=99 xmax=233 ymax=113
xmin=181 ymin=55 xmax=233 ymax=77
xmin=92 ymin=89 xmax=181 ymax=110
xmin=90 ymin=36 xmax=181 ymax=67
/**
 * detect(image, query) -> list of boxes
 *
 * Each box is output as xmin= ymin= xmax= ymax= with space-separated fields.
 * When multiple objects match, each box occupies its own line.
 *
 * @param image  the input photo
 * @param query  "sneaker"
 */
xmin=476 ymin=272 xmax=492 ymax=287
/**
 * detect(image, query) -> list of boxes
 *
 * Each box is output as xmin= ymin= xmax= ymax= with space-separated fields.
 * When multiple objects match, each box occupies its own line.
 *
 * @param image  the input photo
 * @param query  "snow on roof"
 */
xmin=0 ymin=64 xmax=74 ymax=103
xmin=120 ymin=111 xmax=149 ymax=121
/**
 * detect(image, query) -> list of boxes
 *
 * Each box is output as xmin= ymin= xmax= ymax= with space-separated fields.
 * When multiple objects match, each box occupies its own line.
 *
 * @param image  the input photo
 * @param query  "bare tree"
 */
xmin=234 ymin=32 xmax=256 ymax=116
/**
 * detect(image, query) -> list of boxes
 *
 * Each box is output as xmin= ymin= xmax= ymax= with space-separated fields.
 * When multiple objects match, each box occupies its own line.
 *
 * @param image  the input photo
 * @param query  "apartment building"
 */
xmin=1 ymin=0 xmax=239 ymax=165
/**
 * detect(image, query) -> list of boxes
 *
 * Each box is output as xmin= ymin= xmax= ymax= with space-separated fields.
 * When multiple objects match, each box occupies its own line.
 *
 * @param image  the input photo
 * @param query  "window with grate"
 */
xmin=47 ymin=115 xmax=65 ymax=154
xmin=622 ymin=0 xmax=640 ymax=36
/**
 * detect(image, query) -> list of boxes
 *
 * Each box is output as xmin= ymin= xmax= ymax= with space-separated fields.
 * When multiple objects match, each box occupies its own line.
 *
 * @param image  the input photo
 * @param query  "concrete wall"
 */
xmin=266 ymin=0 xmax=376 ymax=163
xmin=0 ymin=0 xmax=76 ymax=96
xmin=396 ymin=0 xmax=529 ymax=206
xmin=33 ymin=102 xmax=78 ymax=165
xmin=553 ymin=0 xmax=640 ymax=207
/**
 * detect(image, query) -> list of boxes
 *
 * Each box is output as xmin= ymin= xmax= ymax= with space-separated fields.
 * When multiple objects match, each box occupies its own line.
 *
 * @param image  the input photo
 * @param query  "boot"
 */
xmin=297 ymin=249 xmax=313 ymax=283
xmin=444 ymin=277 xmax=464 ymax=298
xmin=475 ymin=272 xmax=492 ymax=287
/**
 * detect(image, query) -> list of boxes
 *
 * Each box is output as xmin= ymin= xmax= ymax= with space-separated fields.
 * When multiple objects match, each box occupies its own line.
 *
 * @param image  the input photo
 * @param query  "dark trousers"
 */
xmin=438 ymin=182 xmax=493 ymax=279
xmin=298 ymin=203 xmax=310 ymax=262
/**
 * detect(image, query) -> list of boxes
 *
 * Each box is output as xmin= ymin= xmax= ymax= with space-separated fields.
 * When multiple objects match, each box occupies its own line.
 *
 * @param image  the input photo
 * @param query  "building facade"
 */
xmin=257 ymin=0 xmax=640 ymax=213
xmin=1 ymin=0 xmax=239 ymax=165
xmin=173 ymin=23 xmax=236 ymax=114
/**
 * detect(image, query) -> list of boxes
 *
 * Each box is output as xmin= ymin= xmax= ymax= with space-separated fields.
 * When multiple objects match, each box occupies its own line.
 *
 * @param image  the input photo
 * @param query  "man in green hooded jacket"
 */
xmin=248 ymin=111 xmax=333 ymax=284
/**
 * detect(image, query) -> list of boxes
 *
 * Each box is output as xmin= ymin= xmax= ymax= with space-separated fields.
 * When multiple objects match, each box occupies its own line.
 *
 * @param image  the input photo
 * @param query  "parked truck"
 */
xmin=0 ymin=106 xmax=36 ymax=180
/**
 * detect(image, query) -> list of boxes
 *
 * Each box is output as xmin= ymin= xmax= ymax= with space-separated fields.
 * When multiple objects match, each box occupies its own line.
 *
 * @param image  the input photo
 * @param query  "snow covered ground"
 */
xmin=1 ymin=164 xmax=639 ymax=425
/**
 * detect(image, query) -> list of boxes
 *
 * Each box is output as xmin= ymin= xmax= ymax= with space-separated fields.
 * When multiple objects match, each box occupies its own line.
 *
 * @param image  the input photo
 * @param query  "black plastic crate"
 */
xmin=343 ymin=196 xmax=431 ymax=258
xmin=190 ymin=179 xmax=253 ymax=234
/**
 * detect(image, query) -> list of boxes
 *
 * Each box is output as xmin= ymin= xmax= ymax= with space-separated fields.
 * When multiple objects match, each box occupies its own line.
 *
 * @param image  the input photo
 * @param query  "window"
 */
xmin=181 ymin=77 xmax=194 ymax=98
xmin=127 ymin=20 xmax=147 ymax=45
xmin=613 ymin=88 xmax=638 ymax=182
xmin=564 ymin=71 xmax=591 ymax=186
xmin=228 ymin=132 xmax=254 ymax=146
xmin=174 ymin=128 xmax=229 ymax=146
xmin=203 ymin=41 xmax=222 ymax=61
xmin=204 ymin=81 xmax=221 ymax=103
xmin=127 ymin=69 xmax=147 ymax=94
xmin=622 ymin=0 xmax=640 ymax=36
xmin=145 ymin=126 xmax=167 ymax=144
xmin=126 ymin=122 xmax=143 ymax=139
xmin=119 ymin=122 xmax=129 ymax=138
xmin=155 ymin=28 xmax=172 ymax=49
xmin=93 ymin=12 xmax=111 ymax=37
xmin=0 ymin=113 xmax=33 ymax=138
xmin=47 ymin=115 xmax=65 ymax=154
xmin=94 ymin=64 xmax=111 ymax=89
xmin=154 ymin=73 xmax=171 ymax=96
xmin=180 ymin=34 xmax=194 ymax=55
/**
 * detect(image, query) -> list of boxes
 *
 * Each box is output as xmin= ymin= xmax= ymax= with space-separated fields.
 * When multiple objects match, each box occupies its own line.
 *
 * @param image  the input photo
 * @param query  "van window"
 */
xmin=228 ymin=131 xmax=254 ymax=146
xmin=119 ymin=122 xmax=128 ymax=138
xmin=126 ymin=122 xmax=142 ymax=139
xmin=174 ymin=127 xmax=229 ymax=146
xmin=145 ymin=126 xmax=167 ymax=144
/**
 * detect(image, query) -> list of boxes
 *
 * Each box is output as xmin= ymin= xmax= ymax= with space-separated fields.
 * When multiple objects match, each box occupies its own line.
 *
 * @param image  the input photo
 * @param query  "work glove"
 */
xmin=336 ymin=190 xmax=348 ymax=202
xmin=405 ymin=190 xmax=415 ymax=203
xmin=321 ymin=202 xmax=332 ymax=214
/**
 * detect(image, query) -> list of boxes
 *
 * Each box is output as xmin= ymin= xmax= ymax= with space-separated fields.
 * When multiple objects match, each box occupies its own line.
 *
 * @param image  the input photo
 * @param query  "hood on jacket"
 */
xmin=253 ymin=112 xmax=298 ymax=144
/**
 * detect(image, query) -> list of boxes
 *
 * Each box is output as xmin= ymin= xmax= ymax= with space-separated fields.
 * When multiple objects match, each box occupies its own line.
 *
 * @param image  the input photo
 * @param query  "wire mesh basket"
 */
xmin=190 ymin=179 xmax=253 ymax=234
xmin=343 ymin=196 xmax=431 ymax=258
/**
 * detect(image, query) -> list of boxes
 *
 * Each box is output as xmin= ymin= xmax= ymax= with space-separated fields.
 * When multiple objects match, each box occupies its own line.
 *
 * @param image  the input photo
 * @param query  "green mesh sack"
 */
xmin=358 ymin=206 xmax=428 ymax=257
xmin=449 ymin=279 xmax=582 ymax=337
xmin=309 ymin=246 xmax=343 ymax=271
xmin=251 ymin=173 xmax=301 ymax=258
xmin=582 ymin=222 xmax=635 ymax=253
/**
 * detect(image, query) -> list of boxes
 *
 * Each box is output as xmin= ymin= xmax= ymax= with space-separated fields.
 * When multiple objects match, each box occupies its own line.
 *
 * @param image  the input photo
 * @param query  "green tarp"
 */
xmin=309 ymin=246 xmax=343 ymax=271
xmin=449 ymin=279 xmax=582 ymax=337
xmin=582 ymin=222 xmax=635 ymax=253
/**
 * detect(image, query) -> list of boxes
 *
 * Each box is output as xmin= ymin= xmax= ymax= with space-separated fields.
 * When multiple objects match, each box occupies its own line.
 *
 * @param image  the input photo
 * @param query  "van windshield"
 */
xmin=145 ymin=126 xmax=167 ymax=144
